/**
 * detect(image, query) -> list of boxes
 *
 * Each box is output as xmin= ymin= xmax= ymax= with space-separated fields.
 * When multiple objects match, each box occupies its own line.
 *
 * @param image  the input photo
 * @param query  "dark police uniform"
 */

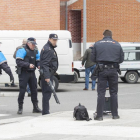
xmin=91 ymin=36 xmax=124 ymax=120
xmin=0 ymin=51 xmax=15 ymax=85
xmin=40 ymin=34 xmax=58 ymax=115
xmin=16 ymin=41 xmax=41 ymax=114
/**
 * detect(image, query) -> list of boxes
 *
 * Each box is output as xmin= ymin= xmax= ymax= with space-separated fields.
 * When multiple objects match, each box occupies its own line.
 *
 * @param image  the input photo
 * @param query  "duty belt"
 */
xmin=104 ymin=65 xmax=115 ymax=69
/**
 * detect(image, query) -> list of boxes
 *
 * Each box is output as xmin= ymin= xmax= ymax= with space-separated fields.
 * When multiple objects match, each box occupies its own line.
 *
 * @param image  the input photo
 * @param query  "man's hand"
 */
xmin=38 ymin=66 xmax=40 ymax=69
xmin=45 ymin=79 xmax=50 ymax=83
xmin=29 ymin=64 xmax=35 ymax=69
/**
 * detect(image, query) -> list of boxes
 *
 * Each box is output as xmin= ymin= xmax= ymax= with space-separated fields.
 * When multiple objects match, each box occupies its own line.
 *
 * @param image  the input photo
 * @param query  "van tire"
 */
xmin=120 ymin=77 xmax=127 ymax=83
xmin=125 ymin=71 xmax=139 ymax=84
xmin=39 ymin=76 xmax=59 ymax=91
xmin=73 ymin=71 xmax=79 ymax=83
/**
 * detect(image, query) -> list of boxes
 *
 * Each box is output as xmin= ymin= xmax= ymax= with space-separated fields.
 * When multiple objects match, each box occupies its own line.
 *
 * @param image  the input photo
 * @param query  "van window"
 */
xmin=69 ymin=40 xmax=72 ymax=48
xmin=122 ymin=46 xmax=140 ymax=51
xmin=124 ymin=52 xmax=140 ymax=61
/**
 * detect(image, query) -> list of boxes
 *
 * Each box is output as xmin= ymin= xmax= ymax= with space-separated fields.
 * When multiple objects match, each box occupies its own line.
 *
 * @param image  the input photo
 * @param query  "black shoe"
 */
xmin=94 ymin=115 xmax=103 ymax=121
xmin=112 ymin=115 xmax=120 ymax=119
xmin=17 ymin=104 xmax=23 ymax=114
xmin=28 ymin=92 xmax=31 ymax=97
xmin=11 ymin=83 xmax=18 ymax=87
xmin=42 ymin=112 xmax=50 ymax=115
xmin=33 ymin=103 xmax=42 ymax=113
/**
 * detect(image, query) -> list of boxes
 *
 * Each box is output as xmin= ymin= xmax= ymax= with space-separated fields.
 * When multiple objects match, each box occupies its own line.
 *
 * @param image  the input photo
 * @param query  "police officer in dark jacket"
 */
xmin=40 ymin=34 xmax=58 ymax=115
xmin=0 ymin=42 xmax=16 ymax=87
xmin=91 ymin=30 xmax=124 ymax=121
xmin=16 ymin=38 xmax=42 ymax=114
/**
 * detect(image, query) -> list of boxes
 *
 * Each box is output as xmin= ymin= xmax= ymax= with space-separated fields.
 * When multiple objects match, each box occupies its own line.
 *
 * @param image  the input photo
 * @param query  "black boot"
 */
xmin=94 ymin=113 xmax=103 ymax=121
xmin=33 ymin=103 xmax=42 ymax=113
xmin=28 ymin=92 xmax=31 ymax=97
xmin=11 ymin=83 xmax=18 ymax=87
xmin=94 ymin=116 xmax=103 ymax=121
xmin=17 ymin=104 xmax=23 ymax=114
xmin=112 ymin=115 xmax=120 ymax=119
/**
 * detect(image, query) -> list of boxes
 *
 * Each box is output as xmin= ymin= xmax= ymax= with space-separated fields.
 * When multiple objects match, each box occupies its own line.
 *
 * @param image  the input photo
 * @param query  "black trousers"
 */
xmin=97 ymin=68 xmax=118 ymax=117
xmin=41 ymin=76 xmax=53 ymax=115
xmin=18 ymin=71 xmax=38 ymax=105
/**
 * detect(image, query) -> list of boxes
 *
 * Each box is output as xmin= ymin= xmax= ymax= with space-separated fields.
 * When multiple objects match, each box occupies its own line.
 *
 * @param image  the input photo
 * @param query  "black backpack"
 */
xmin=73 ymin=103 xmax=92 ymax=121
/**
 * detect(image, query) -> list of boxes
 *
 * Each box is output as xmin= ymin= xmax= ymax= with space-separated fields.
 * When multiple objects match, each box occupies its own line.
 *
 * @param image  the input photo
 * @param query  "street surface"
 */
xmin=0 ymin=79 xmax=140 ymax=140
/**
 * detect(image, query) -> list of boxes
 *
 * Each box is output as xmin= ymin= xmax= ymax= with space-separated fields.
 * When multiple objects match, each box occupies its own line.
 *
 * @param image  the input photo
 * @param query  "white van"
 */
xmin=0 ymin=30 xmax=74 ymax=90
xmin=119 ymin=42 xmax=140 ymax=83
xmin=73 ymin=42 xmax=140 ymax=84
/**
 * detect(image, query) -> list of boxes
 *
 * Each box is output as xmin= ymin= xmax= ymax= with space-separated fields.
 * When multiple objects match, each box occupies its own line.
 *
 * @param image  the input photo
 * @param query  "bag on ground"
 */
xmin=73 ymin=103 xmax=92 ymax=121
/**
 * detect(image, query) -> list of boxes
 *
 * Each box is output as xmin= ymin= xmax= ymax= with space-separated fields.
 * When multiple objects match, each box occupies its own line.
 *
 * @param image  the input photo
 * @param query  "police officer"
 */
xmin=13 ymin=39 xmax=27 ymax=59
xmin=40 ymin=34 xmax=58 ymax=115
xmin=91 ymin=30 xmax=124 ymax=121
xmin=0 ymin=42 xmax=16 ymax=87
xmin=16 ymin=38 xmax=42 ymax=114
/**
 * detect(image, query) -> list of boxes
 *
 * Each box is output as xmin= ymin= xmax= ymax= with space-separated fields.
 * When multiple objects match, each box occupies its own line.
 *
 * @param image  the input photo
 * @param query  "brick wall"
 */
xmin=61 ymin=0 xmax=140 ymax=42
xmin=68 ymin=10 xmax=81 ymax=43
xmin=0 ymin=0 xmax=60 ymax=30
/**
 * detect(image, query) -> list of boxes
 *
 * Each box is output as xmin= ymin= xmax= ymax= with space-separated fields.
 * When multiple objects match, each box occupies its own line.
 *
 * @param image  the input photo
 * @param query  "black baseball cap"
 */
xmin=49 ymin=34 xmax=58 ymax=40
xmin=27 ymin=37 xmax=37 ymax=45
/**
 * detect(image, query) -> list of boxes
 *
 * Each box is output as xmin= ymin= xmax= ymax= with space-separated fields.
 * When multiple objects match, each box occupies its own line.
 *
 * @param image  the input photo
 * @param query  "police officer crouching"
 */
xmin=16 ymin=38 xmax=42 ymax=114
xmin=91 ymin=30 xmax=124 ymax=121
xmin=40 ymin=34 xmax=58 ymax=115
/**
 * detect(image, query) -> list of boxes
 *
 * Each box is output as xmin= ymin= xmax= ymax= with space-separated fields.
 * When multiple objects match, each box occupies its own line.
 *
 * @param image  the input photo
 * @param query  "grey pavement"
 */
xmin=0 ymin=79 xmax=140 ymax=140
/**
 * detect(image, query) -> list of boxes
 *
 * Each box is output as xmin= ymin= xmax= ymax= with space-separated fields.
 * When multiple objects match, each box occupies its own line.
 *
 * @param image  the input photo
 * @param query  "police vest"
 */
xmin=23 ymin=46 xmax=38 ymax=71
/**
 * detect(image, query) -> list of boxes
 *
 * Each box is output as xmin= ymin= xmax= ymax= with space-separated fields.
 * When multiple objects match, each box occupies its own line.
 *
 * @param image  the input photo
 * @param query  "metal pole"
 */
xmin=83 ymin=0 xmax=87 ymax=55
xmin=65 ymin=1 xmax=68 ymax=30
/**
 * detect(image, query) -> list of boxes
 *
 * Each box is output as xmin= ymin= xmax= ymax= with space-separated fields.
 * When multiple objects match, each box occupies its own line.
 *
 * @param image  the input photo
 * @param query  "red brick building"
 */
xmin=60 ymin=0 xmax=140 ymax=59
xmin=0 ymin=0 xmax=60 ymax=30
xmin=0 ymin=0 xmax=140 ymax=60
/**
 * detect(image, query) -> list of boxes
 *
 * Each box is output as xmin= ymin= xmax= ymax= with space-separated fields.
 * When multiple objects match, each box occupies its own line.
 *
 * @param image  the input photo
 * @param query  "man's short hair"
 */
xmin=103 ymin=30 xmax=112 ymax=37
xmin=22 ymin=39 xmax=27 ymax=45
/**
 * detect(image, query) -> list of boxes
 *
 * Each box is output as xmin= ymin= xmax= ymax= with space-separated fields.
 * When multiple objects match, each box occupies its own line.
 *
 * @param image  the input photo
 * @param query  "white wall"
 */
xmin=72 ymin=43 xmax=81 ymax=60
xmin=72 ymin=42 xmax=96 ymax=60
xmin=81 ymin=42 xmax=95 ymax=56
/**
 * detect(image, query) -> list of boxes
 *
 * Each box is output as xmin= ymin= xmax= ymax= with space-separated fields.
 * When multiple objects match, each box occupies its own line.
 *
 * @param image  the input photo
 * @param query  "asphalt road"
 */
xmin=0 ymin=79 xmax=140 ymax=121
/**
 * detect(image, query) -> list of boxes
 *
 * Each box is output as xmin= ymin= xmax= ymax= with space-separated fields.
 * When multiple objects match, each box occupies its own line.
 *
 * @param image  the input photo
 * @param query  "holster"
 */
xmin=15 ymin=66 xmax=22 ymax=75
xmin=113 ymin=63 xmax=121 ymax=75
xmin=91 ymin=65 xmax=99 ymax=80
xmin=39 ymin=68 xmax=55 ymax=78
xmin=98 ymin=64 xmax=104 ymax=72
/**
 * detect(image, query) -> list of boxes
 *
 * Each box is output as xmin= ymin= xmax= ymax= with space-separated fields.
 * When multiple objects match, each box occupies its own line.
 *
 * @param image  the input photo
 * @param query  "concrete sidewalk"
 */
xmin=0 ymin=109 xmax=140 ymax=140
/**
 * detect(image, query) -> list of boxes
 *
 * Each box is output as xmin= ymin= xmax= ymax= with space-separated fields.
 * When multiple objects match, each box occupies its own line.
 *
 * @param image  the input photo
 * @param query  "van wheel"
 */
xmin=73 ymin=71 xmax=79 ymax=83
xmin=125 ymin=71 xmax=139 ymax=84
xmin=120 ymin=77 xmax=127 ymax=83
xmin=39 ymin=76 xmax=59 ymax=91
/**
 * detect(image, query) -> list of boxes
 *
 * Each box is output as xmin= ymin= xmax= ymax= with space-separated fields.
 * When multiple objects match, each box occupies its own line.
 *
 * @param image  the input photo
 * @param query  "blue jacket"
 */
xmin=16 ymin=45 xmax=40 ymax=70
xmin=0 ymin=51 xmax=7 ymax=65
xmin=0 ymin=51 xmax=14 ymax=81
